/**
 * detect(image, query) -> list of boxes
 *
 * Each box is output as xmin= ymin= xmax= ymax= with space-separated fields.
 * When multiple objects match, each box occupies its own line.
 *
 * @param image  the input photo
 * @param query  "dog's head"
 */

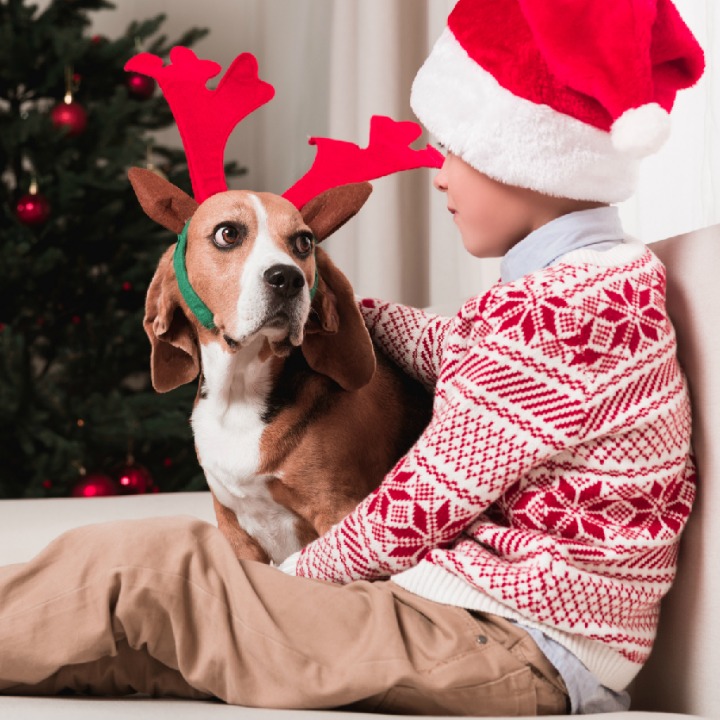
xmin=130 ymin=168 xmax=376 ymax=395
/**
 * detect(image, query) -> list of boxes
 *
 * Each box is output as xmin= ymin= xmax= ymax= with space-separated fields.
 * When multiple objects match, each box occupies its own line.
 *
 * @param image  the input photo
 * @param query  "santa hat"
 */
xmin=411 ymin=0 xmax=705 ymax=202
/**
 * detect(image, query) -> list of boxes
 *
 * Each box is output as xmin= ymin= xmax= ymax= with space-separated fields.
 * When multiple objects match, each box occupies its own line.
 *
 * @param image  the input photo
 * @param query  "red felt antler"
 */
xmin=282 ymin=115 xmax=444 ymax=209
xmin=125 ymin=47 xmax=275 ymax=202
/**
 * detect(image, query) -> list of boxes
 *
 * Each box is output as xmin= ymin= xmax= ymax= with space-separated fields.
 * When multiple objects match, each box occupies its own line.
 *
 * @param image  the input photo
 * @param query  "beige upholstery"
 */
xmin=0 ymin=224 xmax=718 ymax=718
xmin=630 ymin=224 xmax=720 ymax=718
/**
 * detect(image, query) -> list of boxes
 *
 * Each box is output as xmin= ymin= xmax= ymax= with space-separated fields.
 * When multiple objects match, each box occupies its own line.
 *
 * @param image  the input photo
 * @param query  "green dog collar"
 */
xmin=173 ymin=220 xmax=320 ymax=332
xmin=173 ymin=220 xmax=216 ymax=330
xmin=309 ymin=261 xmax=319 ymax=300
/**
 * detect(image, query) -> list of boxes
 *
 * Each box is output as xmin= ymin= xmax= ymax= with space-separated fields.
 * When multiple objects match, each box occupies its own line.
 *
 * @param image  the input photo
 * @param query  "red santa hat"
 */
xmin=411 ymin=0 xmax=705 ymax=202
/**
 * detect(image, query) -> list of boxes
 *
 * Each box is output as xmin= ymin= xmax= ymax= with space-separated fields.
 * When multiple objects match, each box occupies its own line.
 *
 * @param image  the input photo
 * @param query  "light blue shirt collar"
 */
xmin=500 ymin=206 xmax=625 ymax=284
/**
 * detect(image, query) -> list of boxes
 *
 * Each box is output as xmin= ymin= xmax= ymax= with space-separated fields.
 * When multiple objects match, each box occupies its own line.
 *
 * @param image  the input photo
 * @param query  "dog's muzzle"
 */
xmin=222 ymin=265 xmax=310 ymax=352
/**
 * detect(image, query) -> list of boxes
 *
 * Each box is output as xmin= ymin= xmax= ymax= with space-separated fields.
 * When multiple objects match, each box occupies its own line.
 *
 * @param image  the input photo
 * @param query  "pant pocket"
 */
xmin=375 ymin=665 xmax=537 ymax=716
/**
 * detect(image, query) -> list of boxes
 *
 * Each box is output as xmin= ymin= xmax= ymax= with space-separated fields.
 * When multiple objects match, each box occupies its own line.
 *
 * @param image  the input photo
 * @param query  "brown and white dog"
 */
xmin=130 ymin=168 xmax=432 ymax=564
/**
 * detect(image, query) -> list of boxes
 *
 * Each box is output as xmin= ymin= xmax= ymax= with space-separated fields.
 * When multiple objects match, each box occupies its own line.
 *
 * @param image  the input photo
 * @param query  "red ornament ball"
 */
xmin=126 ymin=73 xmax=156 ymax=100
xmin=51 ymin=100 xmax=87 ymax=136
xmin=16 ymin=192 xmax=51 ymax=225
xmin=72 ymin=473 xmax=118 ymax=498
xmin=117 ymin=464 xmax=154 ymax=495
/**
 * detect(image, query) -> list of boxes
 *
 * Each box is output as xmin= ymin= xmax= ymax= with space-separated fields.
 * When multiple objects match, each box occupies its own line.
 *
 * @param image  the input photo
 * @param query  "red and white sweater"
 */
xmin=295 ymin=241 xmax=695 ymax=692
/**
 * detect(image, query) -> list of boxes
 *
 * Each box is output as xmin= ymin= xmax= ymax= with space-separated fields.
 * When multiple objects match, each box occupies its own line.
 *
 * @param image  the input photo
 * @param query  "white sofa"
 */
xmin=0 ymin=224 xmax=718 ymax=719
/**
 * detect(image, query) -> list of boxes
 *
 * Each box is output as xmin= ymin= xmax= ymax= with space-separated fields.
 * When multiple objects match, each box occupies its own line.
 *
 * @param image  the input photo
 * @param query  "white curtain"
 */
xmin=91 ymin=0 xmax=719 ymax=311
xmin=320 ymin=0 xmax=499 ymax=310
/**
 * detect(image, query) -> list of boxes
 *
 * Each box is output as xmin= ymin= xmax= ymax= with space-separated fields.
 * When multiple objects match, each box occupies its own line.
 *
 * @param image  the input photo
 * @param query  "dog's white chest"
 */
xmin=192 ymin=394 xmax=265 ymax=487
xmin=192 ymin=343 xmax=302 ymax=563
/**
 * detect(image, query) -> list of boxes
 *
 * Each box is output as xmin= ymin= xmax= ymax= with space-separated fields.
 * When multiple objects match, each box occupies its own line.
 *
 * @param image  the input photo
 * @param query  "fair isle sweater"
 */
xmin=295 ymin=217 xmax=695 ymax=693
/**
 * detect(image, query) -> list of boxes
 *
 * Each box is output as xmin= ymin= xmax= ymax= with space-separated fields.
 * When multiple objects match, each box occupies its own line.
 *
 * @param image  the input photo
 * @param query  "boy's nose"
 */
xmin=433 ymin=160 xmax=448 ymax=192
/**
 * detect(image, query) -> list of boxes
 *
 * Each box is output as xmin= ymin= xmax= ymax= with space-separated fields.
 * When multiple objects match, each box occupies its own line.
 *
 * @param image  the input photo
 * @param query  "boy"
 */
xmin=0 ymin=0 xmax=704 ymax=715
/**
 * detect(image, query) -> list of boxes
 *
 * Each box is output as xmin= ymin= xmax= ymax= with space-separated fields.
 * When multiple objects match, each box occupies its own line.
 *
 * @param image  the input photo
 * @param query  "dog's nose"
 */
xmin=263 ymin=264 xmax=305 ymax=299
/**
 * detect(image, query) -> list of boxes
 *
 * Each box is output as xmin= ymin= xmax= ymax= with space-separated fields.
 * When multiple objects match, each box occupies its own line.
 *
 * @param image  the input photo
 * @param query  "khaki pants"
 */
xmin=0 ymin=516 xmax=568 ymax=715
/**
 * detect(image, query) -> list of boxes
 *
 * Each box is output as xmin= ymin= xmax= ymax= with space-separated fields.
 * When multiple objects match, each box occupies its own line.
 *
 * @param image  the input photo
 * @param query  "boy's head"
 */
xmin=413 ymin=0 xmax=704 ymax=208
xmin=433 ymin=153 xmax=605 ymax=258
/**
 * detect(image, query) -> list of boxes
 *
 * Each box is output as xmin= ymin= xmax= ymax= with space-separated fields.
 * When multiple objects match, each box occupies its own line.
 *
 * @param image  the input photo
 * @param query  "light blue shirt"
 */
xmin=500 ymin=205 xmax=625 ymax=284
xmin=501 ymin=206 xmax=631 ymax=714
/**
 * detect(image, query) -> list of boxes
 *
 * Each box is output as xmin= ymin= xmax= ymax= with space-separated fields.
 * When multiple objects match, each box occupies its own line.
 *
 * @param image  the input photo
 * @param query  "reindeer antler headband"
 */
xmin=125 ymin=46 xmax=443 ymax=207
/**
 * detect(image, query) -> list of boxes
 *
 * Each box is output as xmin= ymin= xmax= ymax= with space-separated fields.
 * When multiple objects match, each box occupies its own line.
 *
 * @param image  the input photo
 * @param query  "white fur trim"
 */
xmin=410 ymin=29 xmax=641 ymax=203
xmin=611 ymin=104 xmax=671 ymax=158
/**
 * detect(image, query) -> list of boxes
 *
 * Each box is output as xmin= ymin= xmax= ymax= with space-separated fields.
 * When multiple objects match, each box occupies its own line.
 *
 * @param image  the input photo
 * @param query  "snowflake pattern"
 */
xmin=479 ymin=264 xmax=668 ymax=367
xmin=598 ymin=278 xmax=667 ymax=354
xmin=299 ymin=250 xmax=694 ymax=673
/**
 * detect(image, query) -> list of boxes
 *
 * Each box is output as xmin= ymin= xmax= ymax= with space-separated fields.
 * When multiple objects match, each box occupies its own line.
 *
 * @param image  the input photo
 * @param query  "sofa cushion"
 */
xmin=630 ymin=225 xmax=720 ymax=716
xmin=0 ymin=493 xmax=215 ymax=566
xmin=0 ymin=695 xmax=693 ymax=719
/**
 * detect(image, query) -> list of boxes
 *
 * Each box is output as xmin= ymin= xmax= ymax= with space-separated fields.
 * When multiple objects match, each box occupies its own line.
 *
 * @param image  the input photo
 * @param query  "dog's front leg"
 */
xmin=267 ymin=476 xmax=362 ymax=541
xmin=211 ymin=492 xmax=270 ymax=563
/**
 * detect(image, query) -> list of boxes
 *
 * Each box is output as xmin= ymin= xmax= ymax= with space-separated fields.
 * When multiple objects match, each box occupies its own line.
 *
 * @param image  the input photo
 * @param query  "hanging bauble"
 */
xmin=126 ymin=72 xmax=156 ymax=100
xmin=16 ymin=179 xmax=51 ymax=226
xmin=51 ymin=99 xmax=87 ymax=136
xmin=71 ymin=472 xmax=118 ymax=498
xmin=116 ymin=463 xmax=154 ymax=494
xmin=16 ymin=191 xmax=51 ymax=226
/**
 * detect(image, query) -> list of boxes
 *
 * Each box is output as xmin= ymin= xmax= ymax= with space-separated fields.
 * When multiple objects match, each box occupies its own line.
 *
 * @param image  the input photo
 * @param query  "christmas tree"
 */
xmin=0 ymin=0 xmax=244 ymax=498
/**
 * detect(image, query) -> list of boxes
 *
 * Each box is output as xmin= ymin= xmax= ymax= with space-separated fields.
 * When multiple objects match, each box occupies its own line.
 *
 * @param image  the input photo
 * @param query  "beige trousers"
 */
xmin=0 ymin=516 xmax=568 ymax=715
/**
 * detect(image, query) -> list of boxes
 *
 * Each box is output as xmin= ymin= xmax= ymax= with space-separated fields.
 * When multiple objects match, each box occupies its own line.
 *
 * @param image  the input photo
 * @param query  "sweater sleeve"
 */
xmin=295 ymin=310 xmax=590 ymax=584
xmin=358 ymin=298 xmax=453 ymax=390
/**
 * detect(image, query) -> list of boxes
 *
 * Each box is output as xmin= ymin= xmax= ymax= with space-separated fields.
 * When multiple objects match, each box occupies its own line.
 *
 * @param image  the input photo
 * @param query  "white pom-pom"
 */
xmin=611 ymin=103 xmax=671 ymax=158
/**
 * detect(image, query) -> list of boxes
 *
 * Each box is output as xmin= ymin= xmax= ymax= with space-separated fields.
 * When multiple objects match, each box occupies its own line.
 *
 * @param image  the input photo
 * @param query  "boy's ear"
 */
xmin=302 ymin=246 xmax=376 ymax=392
xmin=300 ymin=182 xmax=372 ymax=242
xmin=128 ymin=167 xmax=199 ymax=234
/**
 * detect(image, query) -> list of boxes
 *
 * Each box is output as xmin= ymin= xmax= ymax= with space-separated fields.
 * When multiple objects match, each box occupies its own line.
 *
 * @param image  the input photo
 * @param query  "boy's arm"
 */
xmin=359 ymin=298 xmax=454 ymax=390
xmin=295 ymin=320 xmax=589 ymax=583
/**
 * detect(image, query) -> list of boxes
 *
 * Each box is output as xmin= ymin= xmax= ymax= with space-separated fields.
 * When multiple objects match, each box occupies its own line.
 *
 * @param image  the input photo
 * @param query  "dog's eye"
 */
xmin=292 ymin=233 xmax=314 ymax=256
xmin=213 ymin=225 xmax=243 ymax=249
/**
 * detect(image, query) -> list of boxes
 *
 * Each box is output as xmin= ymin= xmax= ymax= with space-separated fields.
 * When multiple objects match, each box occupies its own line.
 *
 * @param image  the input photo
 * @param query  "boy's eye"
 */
xmin=213 ymin=224 xmax=245 ymax=249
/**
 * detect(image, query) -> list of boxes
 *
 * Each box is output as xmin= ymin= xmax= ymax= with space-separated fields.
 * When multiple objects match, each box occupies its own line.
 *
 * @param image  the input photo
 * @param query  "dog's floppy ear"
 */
xmin=144 ymin=246 xmax=200 ymax=393
xmin=300 ymin=182 xmax=372 ymax=242
xmin=128 ymin=167 xmax=199 ymax=234
xmin=302 ymin=246 xmax=375 ymax=392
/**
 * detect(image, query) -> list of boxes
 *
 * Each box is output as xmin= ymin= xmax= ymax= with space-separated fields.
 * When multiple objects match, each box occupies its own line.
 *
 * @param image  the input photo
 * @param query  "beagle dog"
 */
xmin=130 ymin=168 xmax=432 ymax=564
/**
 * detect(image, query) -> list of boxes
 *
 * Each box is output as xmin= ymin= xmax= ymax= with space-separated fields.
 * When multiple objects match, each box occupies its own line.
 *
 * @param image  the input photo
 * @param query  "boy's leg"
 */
xmin=0 ymin=516 xmax=566 ymax=715
xmin=9 ymin=638 xmax=212 ymax=699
